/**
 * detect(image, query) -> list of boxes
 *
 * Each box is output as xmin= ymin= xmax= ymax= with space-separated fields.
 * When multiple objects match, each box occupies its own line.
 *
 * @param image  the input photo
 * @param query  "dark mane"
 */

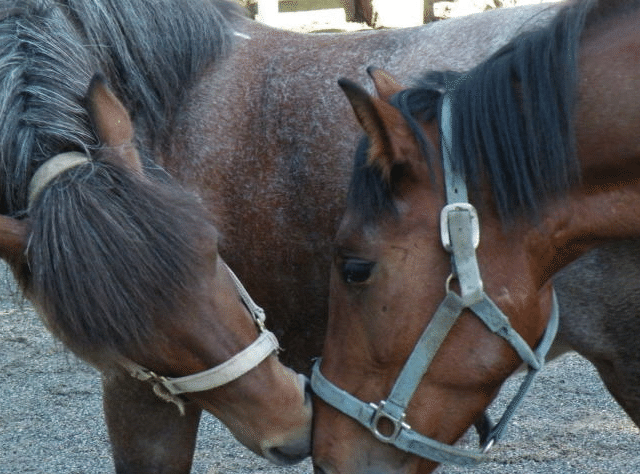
xmin=26 ymin=161 xmax=215 ymax=356
xmin=348 ymin=0 xmax=626 ymax=224
xmin=0 ymin=0 xmax=243 ymax=215
xmin=347 ymin=136 xmax=397 ymax=225
xmin=438 ymin=0 xmax=590 ymax=221
xmin=0 ymin=0 xmax=243 ymax=357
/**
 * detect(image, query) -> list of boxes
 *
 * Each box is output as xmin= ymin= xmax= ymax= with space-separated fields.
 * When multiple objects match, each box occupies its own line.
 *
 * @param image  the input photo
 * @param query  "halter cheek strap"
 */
xmin=311 ymin=94 xmax=559 ymax=465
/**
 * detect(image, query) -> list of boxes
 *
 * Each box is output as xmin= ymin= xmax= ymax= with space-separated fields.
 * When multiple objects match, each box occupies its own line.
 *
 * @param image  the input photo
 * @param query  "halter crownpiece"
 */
xmin=28 ymin=151 xmax=90 ymax=209
xmin=311 ymin=93 xmax=559 ymax=465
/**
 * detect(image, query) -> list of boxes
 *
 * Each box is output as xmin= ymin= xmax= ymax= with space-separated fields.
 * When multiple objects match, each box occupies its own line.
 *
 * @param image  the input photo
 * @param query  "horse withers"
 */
xmin=312 ymin=1 xmax=640 ymax=472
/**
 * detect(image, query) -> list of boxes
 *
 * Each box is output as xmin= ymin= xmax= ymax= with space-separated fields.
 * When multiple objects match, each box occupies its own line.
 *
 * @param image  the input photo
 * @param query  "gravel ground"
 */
xmin=1 ymin=259 xmax=639 ymax=473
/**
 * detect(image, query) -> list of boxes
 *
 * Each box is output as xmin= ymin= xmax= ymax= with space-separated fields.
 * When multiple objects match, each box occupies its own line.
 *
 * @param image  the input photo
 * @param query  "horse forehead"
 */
xmin=337 ymin=194 xmax=442 ymax=245
xmin=335 ymin=212 xmax=379 ymax=245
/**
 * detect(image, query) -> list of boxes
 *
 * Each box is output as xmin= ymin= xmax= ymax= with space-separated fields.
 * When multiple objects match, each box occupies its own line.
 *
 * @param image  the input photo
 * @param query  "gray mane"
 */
xmin=0 ymin=0 xmax=243 ymax=215
xmin=0 ymin=0 xmax=243 ymax=357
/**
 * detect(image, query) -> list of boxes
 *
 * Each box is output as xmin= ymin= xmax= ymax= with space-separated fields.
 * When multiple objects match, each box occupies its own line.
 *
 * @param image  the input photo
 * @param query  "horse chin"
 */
xmin=258 ymin=373 xmax=313 ymax=465
xmin=313 ymin=452 xmax=424 ymax=474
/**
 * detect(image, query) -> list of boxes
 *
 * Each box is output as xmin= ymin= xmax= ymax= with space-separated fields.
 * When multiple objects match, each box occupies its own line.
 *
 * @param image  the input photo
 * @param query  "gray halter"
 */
xmin=311 ymin=94 xmax=559 ymax=465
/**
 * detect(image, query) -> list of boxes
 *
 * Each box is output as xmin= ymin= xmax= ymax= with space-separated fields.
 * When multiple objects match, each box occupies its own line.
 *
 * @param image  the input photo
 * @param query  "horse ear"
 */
xmin=339 ymin=78 xmax=417 ymax=182
xmin=0 ymin=215 xmax=29 ymax=262
xmin=86 ymin=74 xmax=143 ymax=175
xmin=367 ymin=67 xmax=405 ymax=102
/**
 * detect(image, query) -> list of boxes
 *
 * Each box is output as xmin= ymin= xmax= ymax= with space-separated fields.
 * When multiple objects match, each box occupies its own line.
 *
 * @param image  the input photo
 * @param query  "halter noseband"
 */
xmin=118 ymin=265 xmax=279 ymax=415
xmin=28 ymin=153 xmax=280 ymax=415
xmin=311 ymin=94 xmax=559 ymax=465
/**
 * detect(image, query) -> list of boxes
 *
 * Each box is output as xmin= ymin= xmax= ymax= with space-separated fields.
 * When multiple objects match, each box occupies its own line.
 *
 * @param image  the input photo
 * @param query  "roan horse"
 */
xmin=312 ymin=0 xmax=640 ymax=472
xmin=0 ymin=1 xmax=313 ymax=471
xmin=0 ymin=0 xmax=564 ymax=471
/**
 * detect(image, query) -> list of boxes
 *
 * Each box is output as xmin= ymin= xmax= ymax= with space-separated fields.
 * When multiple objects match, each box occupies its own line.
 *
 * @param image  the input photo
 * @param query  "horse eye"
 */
xmin=341 ymin=259 xmax=375 ymax=284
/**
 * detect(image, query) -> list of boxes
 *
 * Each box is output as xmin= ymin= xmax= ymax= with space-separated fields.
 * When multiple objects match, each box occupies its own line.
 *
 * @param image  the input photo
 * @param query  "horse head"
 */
xmin=312 ymin=71 xmax=556 ymax=473
xmin=0 ymin=75 xmax=311 ymax=465
xmin=312 ymin=1 xmax=640 ymax=470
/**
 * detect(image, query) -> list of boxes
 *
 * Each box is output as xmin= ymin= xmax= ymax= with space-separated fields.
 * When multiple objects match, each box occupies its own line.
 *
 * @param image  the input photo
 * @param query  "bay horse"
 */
xmin=311 ymin=0 xmax=640 ymax=472
xmin=0 ymin=1 xmax=563 ymax=472
xmin=0 ymin=1 xmax=314 ymax=471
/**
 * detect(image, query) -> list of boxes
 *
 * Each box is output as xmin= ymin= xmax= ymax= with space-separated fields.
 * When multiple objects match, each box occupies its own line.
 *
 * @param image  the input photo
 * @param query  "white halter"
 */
xmin=119 ymin=264 xmax=279 ymax=414
xmin=28 ymin=152 xmax=90 ymax=208
xmin=119 ymin=264 xmax=279 ymax=415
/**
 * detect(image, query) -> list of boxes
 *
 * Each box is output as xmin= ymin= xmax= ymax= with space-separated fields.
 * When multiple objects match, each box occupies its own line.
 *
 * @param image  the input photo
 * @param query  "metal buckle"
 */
xmin=440 ymin=203 xmax=480 ymax=252
xmin=482 ymin=438 xmax=495 ymax=454
xmin=369 ymin=401 xmax=411 ymax=443
xmin=128 ymin=365 xmax=169 ymax=386
xmin=255 ymin=314 xmax=266 ymax=332
xmin=144 ymin=370 xmax=171 ymax=388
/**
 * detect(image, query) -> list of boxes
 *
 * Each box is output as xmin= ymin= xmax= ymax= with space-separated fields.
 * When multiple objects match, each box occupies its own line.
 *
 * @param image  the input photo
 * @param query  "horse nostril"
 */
xmin=264 ymin=444 xmax=310 ymax=465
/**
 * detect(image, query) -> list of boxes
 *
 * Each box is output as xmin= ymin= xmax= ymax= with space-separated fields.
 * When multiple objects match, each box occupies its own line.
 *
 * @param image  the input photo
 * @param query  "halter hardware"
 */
xmin=440 ymin=202 xmax=479 ymax=252
xmin=311 ymin=94 xmax=559 ymax=466
xmin=369 ymin=400 xmax=411 ymax=443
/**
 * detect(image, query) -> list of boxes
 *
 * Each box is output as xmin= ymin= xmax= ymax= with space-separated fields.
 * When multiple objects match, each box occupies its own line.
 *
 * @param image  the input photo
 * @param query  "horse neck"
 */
xmin=514 ymin=5 xmax=640 ymax=288
xmin=575 ymin=7 xmax=640 ymax=185
xmin=522 ymin=183 xmax=640 ymax=289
